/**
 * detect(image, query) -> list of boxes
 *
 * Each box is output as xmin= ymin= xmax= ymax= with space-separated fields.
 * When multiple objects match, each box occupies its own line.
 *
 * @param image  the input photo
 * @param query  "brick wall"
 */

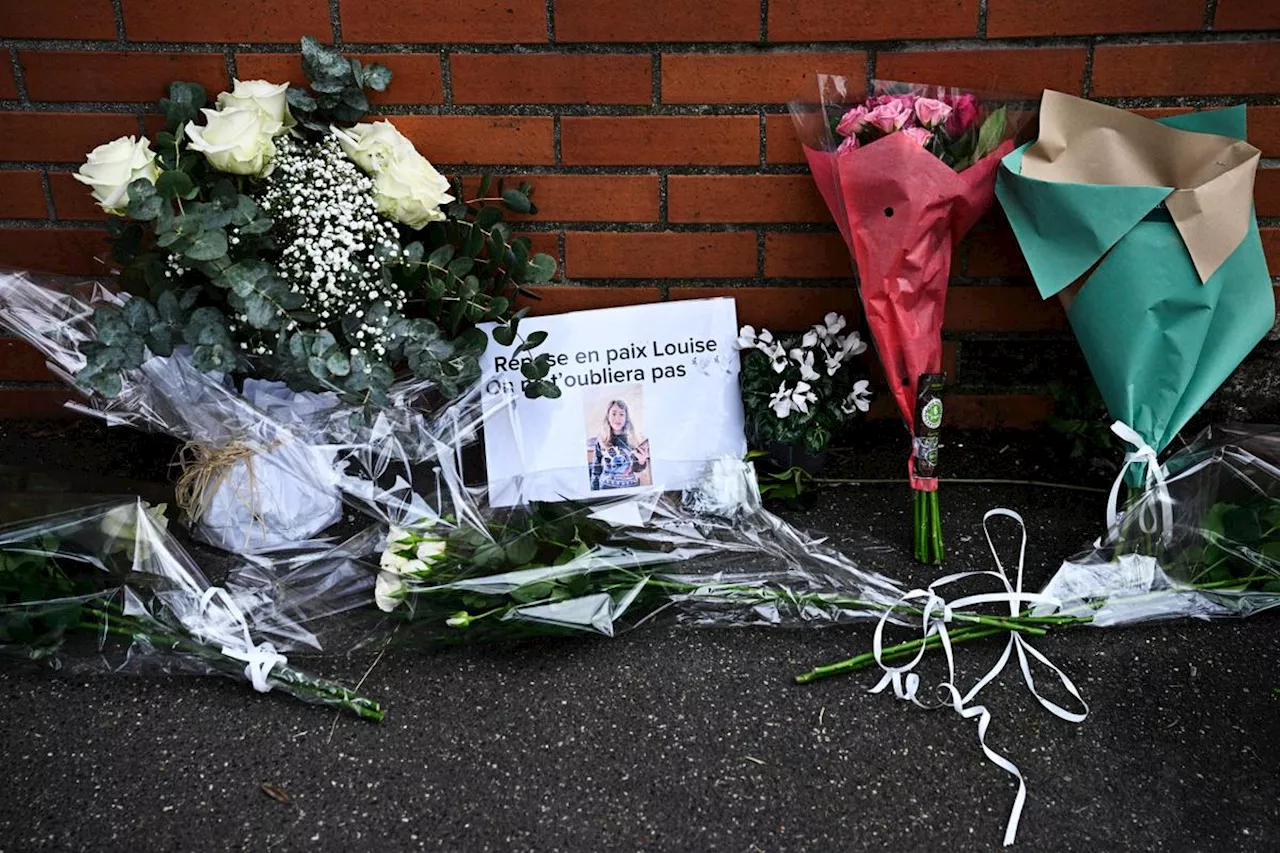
xmin=0 ymin=1 xmax=1276 ymax=425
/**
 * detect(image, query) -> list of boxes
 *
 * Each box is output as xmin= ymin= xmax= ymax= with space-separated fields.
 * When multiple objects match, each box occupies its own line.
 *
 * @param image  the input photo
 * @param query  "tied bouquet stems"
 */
xmin=790 ymin=78 xmax=1022 ymax=563
xmin=0 ymin=500 xmax=383 ymax=721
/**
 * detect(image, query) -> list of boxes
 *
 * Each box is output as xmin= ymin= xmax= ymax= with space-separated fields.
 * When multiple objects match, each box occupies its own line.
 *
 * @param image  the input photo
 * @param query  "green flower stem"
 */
xmin=795 ymin=624 xmax=1008 ymax=684
xmin=81 ymin=606 xmax=384 ymax=721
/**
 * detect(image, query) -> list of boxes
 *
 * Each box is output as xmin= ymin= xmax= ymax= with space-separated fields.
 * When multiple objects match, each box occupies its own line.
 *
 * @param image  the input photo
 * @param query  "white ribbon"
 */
xmin=1105 ymin=421 xmax=1173 ymax=540
xmin=198 ymin=587 xmax=287 ymax=693
xmin=870 ymin=509 xmax=1089 ymax=846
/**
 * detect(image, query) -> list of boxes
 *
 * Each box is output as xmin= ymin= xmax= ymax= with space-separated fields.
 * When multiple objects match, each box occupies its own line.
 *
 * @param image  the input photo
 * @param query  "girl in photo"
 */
xmin=587 ymin=399 xmax=652 ymax=490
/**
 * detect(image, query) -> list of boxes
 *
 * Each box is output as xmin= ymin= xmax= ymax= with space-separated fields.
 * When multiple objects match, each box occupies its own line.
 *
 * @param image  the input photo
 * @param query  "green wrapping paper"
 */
xmin=996 ymin=93 xmax=1273 ymax=489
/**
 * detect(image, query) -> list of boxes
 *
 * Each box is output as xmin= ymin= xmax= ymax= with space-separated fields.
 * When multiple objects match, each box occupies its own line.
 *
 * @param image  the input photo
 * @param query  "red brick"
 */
xmin=561 ymin=117 xmax=759 ymax=166
xmin=945 ymin=285 xmax=1066 ymax=333
xmin=1092 ymin=43 xmax=1280 ymax=97
xmin=662 ymin=53 xmax=866 ymax=105
xmin=463 ymin=175 xmax=660 ymax=222
xmin=235 ymin=54 xmax=444 ymax=105
xmin=768 ymin=0 xmax=979 ymax=41
xmin=387 ymin=116 xmax=555 ymax=166
xmin=669 ymin=285 xmax=858 ymax=330
xmin=1251 ymin=107 xmax=1280 ymax=158
xmin=343 ymin=0 xmax=546 ymax=43
xmin=1263 ymin=228 xmax=1278 ymax=276
xmin=0 ymin=114 xmax=141 ymax=163
xmin=1257 ymin=169 xmax=1280 ymax=219
xmin=0 ymin=63 xmax=16 ymax=100
xmin=964 ymin=227 xmax=1031 ymax=278
xmin=986 ymin=0 xmax=1203 ymax=37
xmin=21 ymin=52 xmax=229 ymax=104
xmin=0 ymin=388 xmax=79 ymax=419
xmin=763 ymin=232 xmax=852 ymax=278
xmin=48 ymin=172 xmax=103 ymax=221
xmin=521 ymin=286 xmax=661 ymax=315
xmin=766 ymin=115 xmax=807 ymax=164
xmin=877 ymin=48 xmax=1087 ymax=98
xmin=0 ymin=228 xmax=112 ymax=276
xmin=453 ymin=55 xmax=651 ymax=105
xmin=1215 ymin=0 xmax=1280 ymax=30
xmin=669 ymin=176 xmax=831 ymax=224
xmin=0 ymin=339 xmax=57 ymax=382
xmin=0 ymin=172 xmax=48 ymax=219
xmin=905 ymin=394 xmax=1053 ymax=430
xmin=565 ymin=232 xmax=757 ymax=279
xmin=0 ymin=0 xmax=116 ymax=39
xmin=555 ymin=0 xmax=759 ymax=42
xmin=122 ymin=0 xmax=331 ymax=42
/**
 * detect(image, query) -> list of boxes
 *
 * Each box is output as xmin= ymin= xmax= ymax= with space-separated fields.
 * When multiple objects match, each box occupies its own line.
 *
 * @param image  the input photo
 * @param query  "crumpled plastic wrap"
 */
xmin=0 ymin=497 xmax=381 ymax=719
xmin=1037 ymin=423 xmax=1280 ymax=625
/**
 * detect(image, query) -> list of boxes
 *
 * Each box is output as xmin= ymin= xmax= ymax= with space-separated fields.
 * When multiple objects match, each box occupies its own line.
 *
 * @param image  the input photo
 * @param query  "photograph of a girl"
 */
xmin=585 ymin=387 xmax=652 ymax=491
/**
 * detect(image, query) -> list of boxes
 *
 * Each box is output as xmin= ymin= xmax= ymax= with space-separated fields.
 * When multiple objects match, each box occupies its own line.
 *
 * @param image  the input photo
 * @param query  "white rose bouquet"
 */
xmin=66 ymin=35 xmax=560 ymax=408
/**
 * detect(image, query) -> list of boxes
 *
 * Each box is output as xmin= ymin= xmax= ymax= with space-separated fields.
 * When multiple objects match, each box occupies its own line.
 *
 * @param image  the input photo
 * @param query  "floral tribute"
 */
xmin=790 ymin=79 xmax=1021 ymax=563
xmin=73 ymin=37 xmax=559 ymax=408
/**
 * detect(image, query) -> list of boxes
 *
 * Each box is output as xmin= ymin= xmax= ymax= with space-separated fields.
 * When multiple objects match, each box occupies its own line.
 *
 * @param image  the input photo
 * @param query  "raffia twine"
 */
xmin=172 ymin=440 xmax=275 ymax=526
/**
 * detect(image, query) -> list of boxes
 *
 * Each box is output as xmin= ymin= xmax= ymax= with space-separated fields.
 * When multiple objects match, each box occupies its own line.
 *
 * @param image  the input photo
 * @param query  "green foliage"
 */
xmin=1047 ymin=379 xmax=1115 ymax=462
xmin=746 ymin=451 xmax=814 ymax=505
xmin=290 ymin=36 xmax=391 ymax=132
xmin=0 ymin=535 xmax=100 ymax=658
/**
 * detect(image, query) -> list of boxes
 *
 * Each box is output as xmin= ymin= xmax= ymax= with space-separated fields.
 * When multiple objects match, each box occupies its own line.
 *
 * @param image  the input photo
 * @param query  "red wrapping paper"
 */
xmin=803 ymin=132 xmax=1013 ymax=490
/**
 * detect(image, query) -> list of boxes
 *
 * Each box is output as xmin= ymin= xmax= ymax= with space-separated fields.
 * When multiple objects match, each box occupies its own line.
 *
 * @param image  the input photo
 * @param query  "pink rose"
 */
xmin=836 ymin=105 xmax=869 ymax=137
xmin=902 ymin=126 xmax=933 ymax=147
xmin=913 ymin=97 xmax=952 ymax=129
xmin=865 ymin=100 xmax=913 ymax=133
xmin=945 ymin=94 xmax=980 ymax=136
xmin=836 ymin=134 xmax=860 ymax=155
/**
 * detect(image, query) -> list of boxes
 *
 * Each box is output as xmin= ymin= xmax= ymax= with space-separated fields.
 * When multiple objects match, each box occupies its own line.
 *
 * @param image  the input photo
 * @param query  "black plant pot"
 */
xmin=764 ymin=440 xmax=827 ymax=476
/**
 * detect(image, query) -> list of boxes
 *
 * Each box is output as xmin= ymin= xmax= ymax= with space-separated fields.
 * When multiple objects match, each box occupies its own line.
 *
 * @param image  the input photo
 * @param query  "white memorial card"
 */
xmin=480 ymin=298 xmax=746 ymax=506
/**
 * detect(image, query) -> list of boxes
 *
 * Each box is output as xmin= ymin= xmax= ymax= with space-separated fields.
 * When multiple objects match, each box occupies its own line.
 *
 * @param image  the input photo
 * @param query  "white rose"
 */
xmin=216 ymin=79 xmax=295 ymax=129
xmin=184 ymin=107 xmax=281 ymax=177
xmin=332 ymin=120 xmax=417 ymax=172
xmin=416 ymin=538 xmax=447 ymax=562
xmin=374 ymin=571 xmax=406 ymax=612
xmin=73 ymin=136 xmax=160 ymax=215
xmin=371 ymin=152 xmax=453 ymax=229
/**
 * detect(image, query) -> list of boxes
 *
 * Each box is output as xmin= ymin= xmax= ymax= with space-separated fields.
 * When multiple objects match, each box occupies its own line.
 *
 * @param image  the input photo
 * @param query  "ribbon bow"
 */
xmin=870 ymin=509 xmax=1089 ymax=846
xmin=1105 ymin=421 xmax=1173 ymax=540
xmin=198 ymin=587 xmax=287 ymax=693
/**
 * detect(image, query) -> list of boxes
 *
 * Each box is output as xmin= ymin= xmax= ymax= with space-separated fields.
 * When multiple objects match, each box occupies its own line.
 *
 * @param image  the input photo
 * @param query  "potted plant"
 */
xmin=737 ymin=312 xmax=873 ymax=479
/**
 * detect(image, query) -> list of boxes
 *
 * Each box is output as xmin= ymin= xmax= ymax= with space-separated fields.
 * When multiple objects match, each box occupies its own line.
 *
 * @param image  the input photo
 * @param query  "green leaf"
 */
xmin=524 ymin=253 xmax=557 ymax=283
xmin=427 ymin=244 xmax=455 ymax=268
xmin=363 ymin=63 xmax=392 ymax=92
xmin=159 ymin=81 xmax=206 ymax=130
xmin=326 ymin=351 xmax=351 ymax=376
xmin=528 ymin=380 xmax=561 ymax=399
xmin=476 ymin=206 xmax=503 ymax=229
xmin=523 ymin=330 xmax=548 ymax=349
xmin=504 ymin=535 xmax=538 ymax=566
xmin=492 ymin=322 xmax=517 ymax=347
xmin=971 ymin=106 xmax=1008 ymax=165
xmin=501 ymin=189 xmax=532 ymax=214
xmin=185 ymin=229 xmax=228 ymax=262
xmin=308 ymin=356 xmax=329 ymax=380
xmin=286 ymin=86 xmax=318 ymax=113
xmin=154 ymin=170 xmax=194 ymax=201
xmin=127 ymin=189 xmax=164 ymax=221
xmin=462 ymin=223 xmax=485 ymax=258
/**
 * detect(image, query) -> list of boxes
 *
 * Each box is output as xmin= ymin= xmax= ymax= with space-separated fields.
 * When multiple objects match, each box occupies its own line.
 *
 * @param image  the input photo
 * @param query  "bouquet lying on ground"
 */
xmin=996 ymin=93 xmax=1272 ymax=526
xmin=0 ymin=36 xmax=558 ymax=552
xmin=791 ymin=78 xmax=1021 ymax=563
xmin=0 ymin=497 xmax=381 ymax=720
xmin=795 ymin=423 xmax=1280 ymax=844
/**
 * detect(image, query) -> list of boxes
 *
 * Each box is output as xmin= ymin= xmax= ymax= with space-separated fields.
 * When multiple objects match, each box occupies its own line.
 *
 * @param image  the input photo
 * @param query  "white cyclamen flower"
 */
xmin=841 ymin=379 xmax=872 ymax=414
xmin=185 ymin=107 xmax=282 ymax=177
xmin=790 ymin=348 xmax=820 ymax=382
xmin=736 ymin=325 xmax=758 ymax=350
xmin=332 ymin=120 xmax=418 ymax=173
xmin=74 ymin=136 xmax=160 ymax=215
xmin=374 ymin=571 xmax=407 ymax=612
xmin=769 ymin=382 xmax=795 ymax=418
xmin=822 ymin=312 xmax=848 ymax=337
xmin=371 ymin=152 xmax=453 ymax=229
xmin=838 ymin=331 xmax=868 ymax=358
xmin=216 ymin=79 xmax=295 ymax=129
xmin=791 ymin=381 xmax=816 ymax=414
xmin=801 ymin=329 xmax=819 ymax=348
xmin=765 ymin=342 xmax=789 ymax=374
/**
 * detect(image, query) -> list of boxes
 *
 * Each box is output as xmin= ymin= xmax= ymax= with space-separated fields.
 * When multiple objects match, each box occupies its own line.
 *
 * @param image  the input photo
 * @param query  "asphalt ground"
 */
xmin=0 ymin=418 xmax=1276 ymax=852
